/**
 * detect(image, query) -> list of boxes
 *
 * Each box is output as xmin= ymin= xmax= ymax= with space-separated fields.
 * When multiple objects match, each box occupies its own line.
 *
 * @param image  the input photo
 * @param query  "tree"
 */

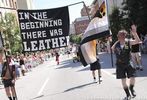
xmin=69 ymin=34 xmax=81 ymax=44
xmin=121 ymin=0 xmax=147 ymax=35
xmin=109 ymin=7 xmax=122 ymax=42
xmin=0 ymin=13 xmax=22 ymax=54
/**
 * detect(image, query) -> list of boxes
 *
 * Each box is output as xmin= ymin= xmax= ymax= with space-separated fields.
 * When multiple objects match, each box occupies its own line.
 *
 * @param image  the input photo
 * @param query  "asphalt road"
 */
xmin=0 ymin=53 xmax=147 ymax=100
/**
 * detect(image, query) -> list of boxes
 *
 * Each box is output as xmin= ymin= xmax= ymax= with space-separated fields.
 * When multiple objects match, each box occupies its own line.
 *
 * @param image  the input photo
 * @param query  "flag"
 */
xmin=79 ymin=0 xmax=110 ymax=66
xmin=79 ymin=40 xmax=97 ymax=66
xmin=81 ymin=0 xmax=110 ymax=44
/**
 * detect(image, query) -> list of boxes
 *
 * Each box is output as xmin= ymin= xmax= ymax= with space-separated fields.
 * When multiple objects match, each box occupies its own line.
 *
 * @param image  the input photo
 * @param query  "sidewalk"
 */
xmin=99 ymin=52 xmax=147 ymax=70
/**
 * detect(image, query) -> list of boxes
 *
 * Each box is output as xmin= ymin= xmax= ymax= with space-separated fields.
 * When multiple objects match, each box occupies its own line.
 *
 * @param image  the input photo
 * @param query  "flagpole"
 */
xmin=67 ymin=1 xmax=91 ymax=21
xmin=104 ymin=0 xmax=114 ymax=68
xmin=82 ymin=1 xmax=91 ymax=21
xmin=95 ymin=0 xmax=114 ymax=68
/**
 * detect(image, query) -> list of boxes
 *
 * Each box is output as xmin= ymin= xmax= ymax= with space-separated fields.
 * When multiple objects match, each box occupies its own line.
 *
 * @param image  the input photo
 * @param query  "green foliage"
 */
xmin=109 ymin=7 xmax=122 ymax=42
xmin=121 ymin=0 xmax=147 ymax=35
xmin=70 ymin=34 xmax=81 ymax=44
xmin=0 ymin=13 xmax=22 ymax=54
xmin=109 ymin=0 xmax=147 ymax=43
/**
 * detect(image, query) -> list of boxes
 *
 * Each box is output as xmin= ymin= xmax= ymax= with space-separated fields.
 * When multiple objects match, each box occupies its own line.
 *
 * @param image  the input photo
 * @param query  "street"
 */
xmin=0 ymin=53 xmax=147 ymax=100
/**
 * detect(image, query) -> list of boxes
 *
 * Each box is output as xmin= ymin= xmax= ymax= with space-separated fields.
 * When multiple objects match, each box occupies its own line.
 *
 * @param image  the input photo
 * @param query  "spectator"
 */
xmin=55 ymin=52 xmax=60 ymax=65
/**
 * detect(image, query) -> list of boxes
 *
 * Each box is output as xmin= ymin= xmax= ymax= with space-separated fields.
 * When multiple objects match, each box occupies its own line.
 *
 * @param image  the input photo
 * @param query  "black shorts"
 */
xmin=90 ymin=60 xmax=101 ymax=71
xmin=2 ymin=79 xmax=15 ymax=88
xmin=116 ymin=64 xmax=136 ymax=79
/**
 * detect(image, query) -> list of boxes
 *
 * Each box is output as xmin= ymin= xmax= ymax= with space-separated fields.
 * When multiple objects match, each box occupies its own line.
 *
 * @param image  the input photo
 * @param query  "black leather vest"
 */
xmin=114 ymin=41 xmax=131 ymax=65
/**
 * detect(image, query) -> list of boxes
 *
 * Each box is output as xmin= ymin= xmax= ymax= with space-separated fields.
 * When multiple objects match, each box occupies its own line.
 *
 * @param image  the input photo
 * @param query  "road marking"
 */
xmin=102 ymin=69 xmax=116 ymax=78
xmin=37 ymin=77 xmax=49 ymax=96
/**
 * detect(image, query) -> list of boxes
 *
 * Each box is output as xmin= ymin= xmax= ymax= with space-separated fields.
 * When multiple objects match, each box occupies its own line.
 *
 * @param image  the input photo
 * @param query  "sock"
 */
xmin=129 ymin=84 xmax=134 ymax=91
xmin=124 ymin=87 xmax=131 ymax=97
xmin=13 ymin=97 xmax=16 ymax=100
xmin=8 ymin=97 xmax=12 ymax=100
xmin=129 ymin=84 xmax=136 ymax=97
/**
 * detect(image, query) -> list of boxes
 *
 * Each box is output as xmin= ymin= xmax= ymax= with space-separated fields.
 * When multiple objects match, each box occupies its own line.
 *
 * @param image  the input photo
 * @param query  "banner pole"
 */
xmin=105 ymin=0 xmax=114 ymax=68
xmin=67 ymin=1 xmax=83 ymax=7
xmin=109 ymin=38 xmax=114 ymax=68
xmin=66 ymin=1 xmax=91 ymax=21
xmin=82 ymin=1 xmax=91 ymax=21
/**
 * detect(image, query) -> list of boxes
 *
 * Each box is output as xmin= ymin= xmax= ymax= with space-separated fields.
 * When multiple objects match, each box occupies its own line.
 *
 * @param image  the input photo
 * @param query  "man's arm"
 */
xmin=111 ymin=41 xmax=118 ymax=53
xmin=130 ymin=25 xmax=142 ymax=45
xmin=12 ymin=65 xmax=16 ymax=83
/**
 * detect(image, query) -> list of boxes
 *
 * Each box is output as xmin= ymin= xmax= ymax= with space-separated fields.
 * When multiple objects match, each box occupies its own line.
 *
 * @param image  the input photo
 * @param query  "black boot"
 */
xmin=8 ymin=97 xmax=12 ymax=100
xmin=124 ymin=87 xmax=131 ymax=100
xmin=13 ymin=97 xmax=16 ymax=100
xmin=129 ymin=85 xmax=136 ymax=97
xmin=93 ymin=77 xmax=97 ymax=83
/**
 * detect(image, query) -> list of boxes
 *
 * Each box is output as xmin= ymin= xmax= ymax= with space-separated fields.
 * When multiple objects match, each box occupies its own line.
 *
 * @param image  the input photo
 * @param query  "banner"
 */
xmin=79 ymin=0 xmax=110 ymax=66
xmin=17 ymin=6 xmax=70 ymax=52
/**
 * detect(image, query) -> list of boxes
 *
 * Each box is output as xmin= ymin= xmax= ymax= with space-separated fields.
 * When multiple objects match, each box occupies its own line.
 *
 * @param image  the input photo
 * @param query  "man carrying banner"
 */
xmin=111 ymin=25 xmax=141 ymax=99
xmin=79 ymin=0 xmax=110 ymax=84
xmin=88 ymin=40 xmax=102 ymax=83
xmin=55 ymin=51 xmax=60 ymax=65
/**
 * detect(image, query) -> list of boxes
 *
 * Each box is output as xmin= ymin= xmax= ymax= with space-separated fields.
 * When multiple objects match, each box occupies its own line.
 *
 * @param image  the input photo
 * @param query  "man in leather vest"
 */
xmin=1 ymin=55 xmax=17 ymax=100
xmin=111 ymin=25 xmax=141 ymax=100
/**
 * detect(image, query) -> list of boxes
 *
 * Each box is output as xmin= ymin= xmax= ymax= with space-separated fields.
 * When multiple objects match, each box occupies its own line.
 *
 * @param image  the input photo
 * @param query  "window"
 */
xmin=9 ymin=0 xmax=12 ymax=7
xmin=15 ymin=2 xmax=17 ymax=8
xmin=6 ymin=0 xmax=8 ymax=6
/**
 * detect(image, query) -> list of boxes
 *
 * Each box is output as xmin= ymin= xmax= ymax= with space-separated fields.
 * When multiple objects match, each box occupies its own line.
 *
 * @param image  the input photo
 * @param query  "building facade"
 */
xmin=73 ymin=5 xmax=91 ymax=35
xmin=0 ymin=0 xmax=17 ymax=17
xmin=16 ymin=0 xmax=34 ymax=9
xmin=80 ymin=5 xmax=91 ymax=16
xmin=69 ymin=23 xmax=76 ymax=35
xmin=0 ymin=0 xmax=17 ymax=9
xmin=74 ymin=16 xmax=90 ymax=35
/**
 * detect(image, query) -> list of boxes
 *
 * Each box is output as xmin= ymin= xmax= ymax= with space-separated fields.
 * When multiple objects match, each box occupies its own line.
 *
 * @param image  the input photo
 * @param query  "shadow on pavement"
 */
xmin=34 ymin=82 xmax=95 ymax=99
xmin=31 ymin=92 xmax=63 ymax=100
xmin=56 ymin=59 xmax=81 ymax=69
xmin=59 ymin=59 xmax=72 ymax=65
xmin=31 ymin=95 xmax=44 ymax=100
xmin=63 ymin=82 xmax=95 ymax=93
xmin=77 ymin=66 xmax=90 ymax=72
